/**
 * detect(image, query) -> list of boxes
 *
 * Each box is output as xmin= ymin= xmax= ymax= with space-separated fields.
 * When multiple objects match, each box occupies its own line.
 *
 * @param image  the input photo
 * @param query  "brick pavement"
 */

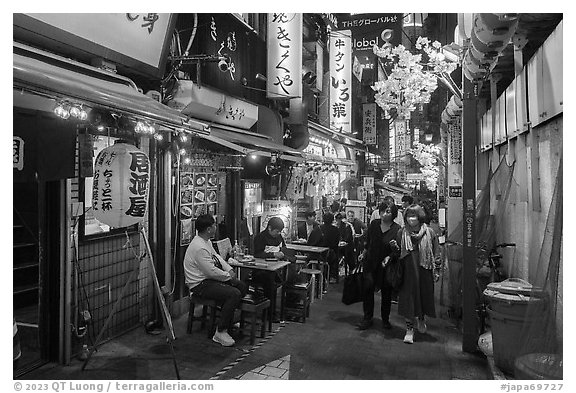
xmin=19 ymin=279 xmax=491 ymax=380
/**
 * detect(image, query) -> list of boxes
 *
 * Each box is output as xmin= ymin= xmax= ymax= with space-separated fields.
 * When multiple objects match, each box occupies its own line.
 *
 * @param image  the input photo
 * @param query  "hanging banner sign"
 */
xmin=449 ymin=118 xmax=462 ymax=164
xmin=267 ymin=13 xmax=303 ymax=99
xmin=363 ymin=176 xmax=374 ymax=190
xmin=92 ymin=143 xmax=150 ymax=228
xmin=394 ymin=119 xmax=408 ymax=157
xmin=362 ymin=103 xmax=377 ymax=145
xmin=330 ymin=29 xmax=352 ymax=133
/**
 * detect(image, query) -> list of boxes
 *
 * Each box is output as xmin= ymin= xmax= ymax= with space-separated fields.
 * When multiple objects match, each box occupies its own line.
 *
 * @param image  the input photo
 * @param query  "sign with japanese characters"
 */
xmin=92 ymin=143 xmax=150 ymax=228
xmin=363 ymin=176 xmax=374 ymax=191
xmin=13 ymin=136 xmax=24 ymax=171
xmin=394 ymin=119 xmax=408 ymax=158
xmin=449 ymin=118 xmax=462 ymax=164
xmin=20 ymin=13 xmax=174 ymax=76
xmin=330 ymin=29 xmax=352 ymax=134
xmin=362 ymin=103 xmax=377 ymax=145
xmin=167 ymin=81 xmax=258 ymax=129
xmin=267 ymin=13 xmax=303 ymax=99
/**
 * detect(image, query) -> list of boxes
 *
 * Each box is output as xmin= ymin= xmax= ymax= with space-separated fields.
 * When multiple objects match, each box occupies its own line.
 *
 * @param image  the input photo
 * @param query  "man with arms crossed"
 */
xmin=184 ymin=214 xmax=247 ymax=347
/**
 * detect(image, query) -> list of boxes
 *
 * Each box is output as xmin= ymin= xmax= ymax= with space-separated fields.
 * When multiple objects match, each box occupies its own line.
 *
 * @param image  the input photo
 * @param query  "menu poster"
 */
xmin=179 ymin=171 xmax=219 ymax=246
xmin=260 ymin=200 xmax=292 ymax=240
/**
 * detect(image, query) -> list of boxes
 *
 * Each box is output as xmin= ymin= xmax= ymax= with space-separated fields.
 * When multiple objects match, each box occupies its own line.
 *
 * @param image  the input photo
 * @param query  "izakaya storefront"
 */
xmin=13 ymin=41 xmax=209 ymax=374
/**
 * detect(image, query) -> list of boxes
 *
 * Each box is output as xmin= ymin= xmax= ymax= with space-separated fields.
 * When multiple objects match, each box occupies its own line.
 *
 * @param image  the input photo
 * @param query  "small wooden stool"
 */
xmin=187 ymin=295 xmax=220 ymax=338
xmin=239 ymin=298 xmax=271 ymax=345
xmin=284 ymin=280 xmax=312 ymax=322
xmin=299 ymin=268 xmax=322 ymax=301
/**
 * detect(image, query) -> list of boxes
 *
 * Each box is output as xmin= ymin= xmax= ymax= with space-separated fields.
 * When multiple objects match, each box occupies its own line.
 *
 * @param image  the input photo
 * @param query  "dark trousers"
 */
xmin=362 ymin=272 xmax=393 ymax=322
xmin=190 ymin=278 xmax=248 ymax=331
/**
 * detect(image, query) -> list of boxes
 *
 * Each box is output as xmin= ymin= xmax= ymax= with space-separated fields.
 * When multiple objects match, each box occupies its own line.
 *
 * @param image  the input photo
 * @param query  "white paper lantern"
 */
xmin=92 ymin=142 xmax=150 ymax=228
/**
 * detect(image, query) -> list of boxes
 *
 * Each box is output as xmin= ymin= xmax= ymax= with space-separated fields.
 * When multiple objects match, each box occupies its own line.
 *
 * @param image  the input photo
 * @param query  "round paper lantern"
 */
xmin=92 ymin=142 xmax=150 ymax=228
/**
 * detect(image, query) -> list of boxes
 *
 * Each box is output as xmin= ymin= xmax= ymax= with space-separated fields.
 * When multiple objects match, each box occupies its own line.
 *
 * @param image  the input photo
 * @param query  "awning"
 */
xmin=202 ymin=124 xmax=303 ymax=163
xmin=13 ymin=42 xmax=208 ymax=134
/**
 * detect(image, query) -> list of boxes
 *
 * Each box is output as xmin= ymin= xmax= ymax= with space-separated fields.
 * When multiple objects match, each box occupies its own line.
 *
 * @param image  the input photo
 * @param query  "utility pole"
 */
xmin=461 ymin=71 xmax=478 ymax=352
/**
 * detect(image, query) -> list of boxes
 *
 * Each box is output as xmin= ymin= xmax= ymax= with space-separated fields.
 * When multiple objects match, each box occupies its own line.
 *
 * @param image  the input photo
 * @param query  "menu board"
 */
xmin=180 ymin=171 xmax=219 ymax=246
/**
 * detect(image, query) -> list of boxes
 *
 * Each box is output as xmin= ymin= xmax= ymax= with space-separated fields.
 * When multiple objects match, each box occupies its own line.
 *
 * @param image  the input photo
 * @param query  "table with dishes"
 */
xmin=228 ymin=256 xmax=291 ymax=330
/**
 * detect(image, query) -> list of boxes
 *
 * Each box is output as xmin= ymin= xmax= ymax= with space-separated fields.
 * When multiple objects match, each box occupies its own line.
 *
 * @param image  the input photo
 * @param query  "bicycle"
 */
xmin=445 ymin=240 xmax=516 ymax=334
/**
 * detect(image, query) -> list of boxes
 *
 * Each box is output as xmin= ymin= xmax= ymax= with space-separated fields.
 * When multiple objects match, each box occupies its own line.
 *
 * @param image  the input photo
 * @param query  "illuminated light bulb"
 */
xmin=69 ymin=106 xmax=81 ymax=118
xmin=97 ymin=125 xmax=105 ymax=132
xmin=148 ymin=125 xmax=156 ymax=134
xmin=54 ymin=103 xmax=70 ymax=119
xmin=250 ymin=154 xmax=257 ymax=160
xmin=179 ymin=148 xmax=187 ymax=156
xmin=135 ymin=121 xmax=147 ymax=133
xmin=78 ymin=108 xmax=88 ymax=121
xmin=179 ymin=133 xmax=188 ymax=143
xmin=184 ymin=157 xmax=191 ymax=165
xmin=154 ymin=133 xmax=163 ymax=141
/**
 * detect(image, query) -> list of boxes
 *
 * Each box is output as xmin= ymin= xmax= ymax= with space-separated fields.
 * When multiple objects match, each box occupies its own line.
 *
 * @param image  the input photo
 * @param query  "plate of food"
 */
xmin=207 ymin=174 xmax=218 ymax=187
xmin=195 ymin=174 xmax=206 ymax=186
xmin=265 ymin=257 xmax=278 ymax=262
xmin=207 ymin=190 xmax=217 ymax=202
xmin=194 ymin=190 xmax=205 ymax=203
xmin=240 ymin=255 xmax=255 ymax=263
xmin=180 ymin=205 xmax=193 ymax=219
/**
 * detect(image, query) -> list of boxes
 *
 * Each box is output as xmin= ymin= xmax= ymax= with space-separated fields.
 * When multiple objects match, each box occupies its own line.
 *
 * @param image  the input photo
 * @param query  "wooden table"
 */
xmin=229 ymin=258 xmax=291 ymax=330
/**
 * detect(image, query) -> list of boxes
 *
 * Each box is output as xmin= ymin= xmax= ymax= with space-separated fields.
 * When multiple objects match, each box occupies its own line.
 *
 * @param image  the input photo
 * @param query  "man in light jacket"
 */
xmin=184 ymin=214 xmax=247 ymax=347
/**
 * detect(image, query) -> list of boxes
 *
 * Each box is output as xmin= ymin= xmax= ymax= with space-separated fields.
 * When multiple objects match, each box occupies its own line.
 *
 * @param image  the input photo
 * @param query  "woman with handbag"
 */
xmin=395 ymin=204 xmax=442 ymax=344
xmin=356 ymin=200 xmax=402 ymax=330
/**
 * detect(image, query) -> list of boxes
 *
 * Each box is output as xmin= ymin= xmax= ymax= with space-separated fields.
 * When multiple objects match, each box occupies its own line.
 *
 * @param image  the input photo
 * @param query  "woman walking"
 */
xmin=395 ymin=204 xmax=442 ymax=344
xmin=356 ymin=200 xmax=402 ymax=330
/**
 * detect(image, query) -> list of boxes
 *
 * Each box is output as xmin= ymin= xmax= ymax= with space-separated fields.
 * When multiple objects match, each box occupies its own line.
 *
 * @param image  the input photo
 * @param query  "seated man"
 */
xmin=254 ymin=217 xmax=287 ymax=259
xmin=252 ymin=217 xmax=288 ymax=321
xmin=184 ymin=214 xmax=247 ymax=347
xmin=296 ymin=210 xmax=323 ymax=246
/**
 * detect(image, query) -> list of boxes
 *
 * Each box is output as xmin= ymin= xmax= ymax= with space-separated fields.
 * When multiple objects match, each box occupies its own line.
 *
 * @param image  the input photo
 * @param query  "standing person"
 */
xmin=383 ymin=196 xmax=404 ymax=227
xmin=335 ymin=212 xmax=355 ymax=272
xmin=395 ymin=204 xmax=442 ymax=344
xmin=356 ymin=201 xmax=402 ymax=330
xmin=370 ymin=202 xmax=382 ymax=222
xmin=319 ymin=212 xmax=340 ymax=283
xmin=184 ymin=214 xmax=248 ymax=347
xmin=346 ymin=209 xmax=367 ymax=237
xmin=339 ymin=198 xmax=348 ymax=212
xmin=297 ymin=211 xmax=323 ymax=246
xmin=400 ymin=195 xmax=414 ymax=225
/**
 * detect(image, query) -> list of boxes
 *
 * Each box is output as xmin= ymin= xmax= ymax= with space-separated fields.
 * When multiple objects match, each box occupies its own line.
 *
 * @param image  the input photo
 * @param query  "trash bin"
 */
xmin=483 ymin=278 xmax=546 ymax=375
xmin=514 ymin=353 xmax=563 ymax=380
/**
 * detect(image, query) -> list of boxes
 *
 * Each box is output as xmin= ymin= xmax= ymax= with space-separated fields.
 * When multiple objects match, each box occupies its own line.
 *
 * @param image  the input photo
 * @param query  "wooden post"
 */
xmin=461 ymin=74 xmax=478 ymax=353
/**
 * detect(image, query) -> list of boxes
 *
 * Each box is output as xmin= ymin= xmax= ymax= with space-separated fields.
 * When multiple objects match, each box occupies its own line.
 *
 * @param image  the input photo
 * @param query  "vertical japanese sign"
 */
xmin=92 ymin=143 xmax=150 ymax=228
xmin=363 ymin=176 xmax=374 ymax=191
xmin=449 ymin=118 xmax=462 ymax=164
xmin=362 ymin=103 xmax=377 ymax=145
xmin=394 ymin=119 xmax=407 ymax=158
xmin=267 ymin=13 xmax=303 ymax=99
xmin=330 ymin=29 xmax=352 ymax=133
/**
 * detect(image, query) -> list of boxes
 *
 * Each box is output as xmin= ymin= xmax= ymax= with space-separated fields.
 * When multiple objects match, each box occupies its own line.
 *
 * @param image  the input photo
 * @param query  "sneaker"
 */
xmin=403 ymin=328 xmax=414 ymax=344
xmin=417 ymin=318 xmax=427 ymax=334
xmin=356 ymin=319 xmax=373 ymax=330
xmin=212 ymin=330 xmax=235 ymax=347
xmin=382 ymin=320 xmax=392 ymax=330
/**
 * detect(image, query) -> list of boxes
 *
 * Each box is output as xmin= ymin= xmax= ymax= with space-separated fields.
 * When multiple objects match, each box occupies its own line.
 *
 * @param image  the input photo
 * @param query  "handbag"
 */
xmin=341 ymin=263 xmax=365 ymax=305
xmin=385 ymin=254 xmax=405 ymax=290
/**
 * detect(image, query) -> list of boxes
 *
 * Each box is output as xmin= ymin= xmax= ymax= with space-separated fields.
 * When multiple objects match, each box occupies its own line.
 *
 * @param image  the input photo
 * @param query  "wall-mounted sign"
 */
xmin=267 ymin=13 xmax=303 ymax=99
xmin=449 ymin=186 xmax=462 ymax=198
xmin=338 ymin=14 xmax=403 ymax=83
xmin=362 ymin=103 xmax=377 ymax=145
xmin=330 ymin=29 xmax=352 ymax=134
xmin=363 ymin=176 xmax=374 ymax=190
xmin=13 ymin=136 xmax=24 ymax=171
xmin=16 ymin=13 xmax=175 ymax=77
xmin=449 ymin=119 xmax=462 ymax=164
xmin=167 ymin=81 xmax=258 ymax=129
xmin=394 ymin=119 xmax=409 ymax=157
xmin=261 ymin=200 xmax=292 ymax=240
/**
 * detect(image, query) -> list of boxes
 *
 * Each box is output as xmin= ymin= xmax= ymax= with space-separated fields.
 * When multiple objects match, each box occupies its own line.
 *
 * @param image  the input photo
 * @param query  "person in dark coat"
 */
xmin=319 ymin=212 xmax=340 ymax=282
xmin=395 ymin=204 xmax=441 ymax=344
xmin=335 ymin=212 xmax=355 ymax=272
xmin=296 ymin=210 xmax=323 ymax=246
xmin=356 ymin=201 xmax=402 ymax=330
